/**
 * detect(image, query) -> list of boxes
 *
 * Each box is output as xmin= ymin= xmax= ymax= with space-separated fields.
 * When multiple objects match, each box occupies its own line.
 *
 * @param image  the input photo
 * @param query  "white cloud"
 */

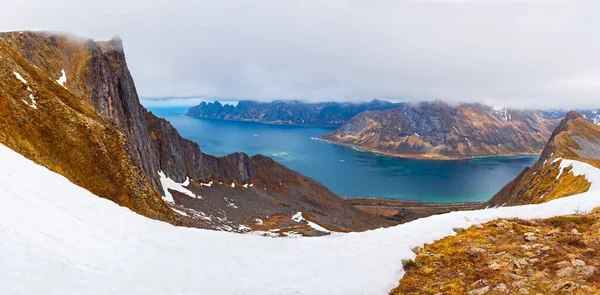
xmin=2 ymin=0 xmax=599 ymax=109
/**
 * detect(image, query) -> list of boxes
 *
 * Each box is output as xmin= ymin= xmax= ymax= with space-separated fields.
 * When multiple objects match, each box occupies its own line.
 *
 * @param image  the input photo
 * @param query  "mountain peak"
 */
xmin=564 ymin=110 xmax=582 ymax=120
xmin=488 ymin=110 xmax=600 ymax=207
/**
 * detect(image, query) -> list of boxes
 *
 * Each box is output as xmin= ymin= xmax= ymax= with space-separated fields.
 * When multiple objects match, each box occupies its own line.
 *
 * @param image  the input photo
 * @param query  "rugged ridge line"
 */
xmin=186 ymin=99 xmax=403 ymax=127
xmin=488 ymin=111 xmax=600 ymax=207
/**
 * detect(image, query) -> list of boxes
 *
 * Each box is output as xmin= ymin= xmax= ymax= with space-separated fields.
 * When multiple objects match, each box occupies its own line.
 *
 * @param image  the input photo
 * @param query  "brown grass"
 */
xmin=391 ymin=210 xmax=600 ymax=294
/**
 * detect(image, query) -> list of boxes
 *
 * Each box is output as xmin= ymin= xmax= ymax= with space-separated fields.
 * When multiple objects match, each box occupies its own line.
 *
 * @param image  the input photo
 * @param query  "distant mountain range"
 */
xmin=186 ymin=99 xmax=404 ymax=127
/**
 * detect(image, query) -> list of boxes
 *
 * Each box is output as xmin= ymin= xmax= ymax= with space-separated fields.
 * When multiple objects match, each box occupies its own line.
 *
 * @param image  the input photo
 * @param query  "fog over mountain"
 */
xmin=3 ymin=0 xmax=600 ymax=109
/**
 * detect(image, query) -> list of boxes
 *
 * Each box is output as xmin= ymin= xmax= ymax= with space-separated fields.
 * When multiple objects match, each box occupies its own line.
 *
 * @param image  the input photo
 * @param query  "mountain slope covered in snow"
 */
xmin=3 ymin=143 xmax=600 ymax=295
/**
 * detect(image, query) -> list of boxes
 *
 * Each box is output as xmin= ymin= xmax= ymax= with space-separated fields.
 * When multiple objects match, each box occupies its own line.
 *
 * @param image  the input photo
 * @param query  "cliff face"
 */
xmin=0 ymin=31 xmax=388 ymax=233
xmin=488 ymin=111 xmax=600 ymax=207
xmin=320 ymin=101 xmax=560 ymax=159
xmin=186 ymin=99 xmax=403 ymax=127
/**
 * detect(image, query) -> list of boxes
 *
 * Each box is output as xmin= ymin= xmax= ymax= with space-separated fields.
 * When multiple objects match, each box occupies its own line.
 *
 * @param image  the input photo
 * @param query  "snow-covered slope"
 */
xmin=2 ymin=144 xmax=600 ymax=295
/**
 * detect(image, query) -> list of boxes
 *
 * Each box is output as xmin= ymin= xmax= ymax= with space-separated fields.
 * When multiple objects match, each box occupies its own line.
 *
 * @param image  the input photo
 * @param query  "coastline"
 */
xmin=345 ymin=196 xmax=486 ymax=224
xmin=313 ymin=136 xmax=541 ymax=161
xmin=184 ymin=114 xmax=342 ymax=128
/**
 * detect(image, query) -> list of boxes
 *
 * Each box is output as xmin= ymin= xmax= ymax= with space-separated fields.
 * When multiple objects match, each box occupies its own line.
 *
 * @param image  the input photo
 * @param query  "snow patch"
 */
xmin=13 ymin=72 xmax=37 ymax=109
xmin=231 ymin=182 xmax=235 ymax=188
xmin=171 ymin=208 xmax=188 ymax=216
xmin=291 ymin=212 xmax=330 ymax=233
xmin=13 ymin=72 xmax=27 ymax=84
xmin=158 ymin=171 xmax=200 ymax=203
xmin=200 ymin=181 xmax=213 ymax=187
xmin=57 ymin=69 xmax=67 ymax=87
xmin=554 ymin=158 xmax=600 ymax=188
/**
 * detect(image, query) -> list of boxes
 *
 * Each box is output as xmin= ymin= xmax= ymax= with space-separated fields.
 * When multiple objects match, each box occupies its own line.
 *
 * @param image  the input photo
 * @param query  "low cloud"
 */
xmin=2 ymin=0 xmax=599 ymax=109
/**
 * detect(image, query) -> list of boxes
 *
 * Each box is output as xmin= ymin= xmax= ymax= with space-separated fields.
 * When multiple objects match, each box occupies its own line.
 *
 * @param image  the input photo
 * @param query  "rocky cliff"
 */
xmin=186 ymin=99 xmax=403 ymax=127
xmin=0 ymin=31 xmax=389 ymax=233
xmin=320 ymin=101 xmax=560 ymax=159
xmin=488 ymin=111 xmax=600 ymax=207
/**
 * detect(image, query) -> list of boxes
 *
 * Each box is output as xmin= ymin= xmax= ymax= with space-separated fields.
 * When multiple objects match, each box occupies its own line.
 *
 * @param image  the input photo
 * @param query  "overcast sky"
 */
xmin=2 ymin=0 xmax=599 ymax=109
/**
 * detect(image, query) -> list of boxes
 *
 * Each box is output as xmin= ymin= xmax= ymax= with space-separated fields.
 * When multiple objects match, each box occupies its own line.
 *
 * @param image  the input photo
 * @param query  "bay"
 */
xmin=147 ymin=106 xmax=537 ymax=203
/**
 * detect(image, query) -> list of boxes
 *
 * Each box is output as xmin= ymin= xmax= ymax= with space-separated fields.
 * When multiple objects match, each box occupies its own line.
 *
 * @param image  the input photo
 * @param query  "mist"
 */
xmin=2 ymin=0 xmax=599 ymax=109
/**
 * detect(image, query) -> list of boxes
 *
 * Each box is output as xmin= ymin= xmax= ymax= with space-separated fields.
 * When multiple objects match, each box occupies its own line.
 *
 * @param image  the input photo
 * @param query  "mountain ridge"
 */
xmin=186 ymin=99 xmax=403 ymax=127
xmin=0 ymin=31 xmax=388 ymax=233
xmin=488 ymin=110 xmax=600 ymax=207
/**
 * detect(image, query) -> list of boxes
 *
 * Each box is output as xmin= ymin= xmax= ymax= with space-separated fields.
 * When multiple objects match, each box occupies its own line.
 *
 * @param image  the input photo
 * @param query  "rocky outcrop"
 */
xmin=488 ymin=111 xmax=600 ymax=206
xmin=186 ymin=99 xmax=403 ymax=127
xmin=391 ymin=212 xmax=600 ymax=294
xmin=0 ymin=31 xmax=389 ymax=233
xmin=320 ymin=101 xmax=560 ymax=159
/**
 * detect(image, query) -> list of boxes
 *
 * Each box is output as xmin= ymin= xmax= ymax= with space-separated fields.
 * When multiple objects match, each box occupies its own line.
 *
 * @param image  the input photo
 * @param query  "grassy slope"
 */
xmin=391 ymin=208 xmax=600 ymax=294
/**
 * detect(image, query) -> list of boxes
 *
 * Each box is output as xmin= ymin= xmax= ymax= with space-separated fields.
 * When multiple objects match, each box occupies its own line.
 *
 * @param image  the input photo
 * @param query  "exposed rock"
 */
xmin=411 ymin=246 xmax=423 ymax=255
xmin=578 ymin=265 xmax=597 ymax=276
xmin=556 ymin=261 xmax=572 ymax=268
xmin=466 ymin=286 xmax=490 ymax=295
xmin=488 ymin=261 xmax=502 ymax=270
xmin=571 ymin=259 xmax=585 ymax=267
xmin=551 ymin=281 xmax=579 ymax=292
xmin=556 ymin=267 xmax=574 ymax=278
xmin=493 ymin=283 xmax=507 ymax=292
xmin=453 ymin=227 xmax=467 ymax=234
xmin=495 ymin=221 xmax=508 ymax=227
xmin=466 ymin=246 xmax=487 ymax=255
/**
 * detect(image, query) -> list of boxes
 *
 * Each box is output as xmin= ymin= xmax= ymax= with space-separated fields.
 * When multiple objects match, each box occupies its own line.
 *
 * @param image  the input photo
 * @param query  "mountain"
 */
xmin=0 ymin=31 xmax=388 ymax=234
xmin=488 ymin=111 xmax=600 ymax=207
xmin=3 ymin=141 xmax=600 ymax=294
xmin=539 ymin=109 xmax=600 ymax=125
xmin=320 ymin=101 xmax=560 ymax=160
xmin=185 ymin=99 xmax=404 ymax=127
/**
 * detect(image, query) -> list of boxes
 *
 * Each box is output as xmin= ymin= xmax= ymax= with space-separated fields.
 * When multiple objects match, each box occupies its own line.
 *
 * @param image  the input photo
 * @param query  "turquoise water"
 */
xmin=146 ymin=106 xmax=537 ymax=203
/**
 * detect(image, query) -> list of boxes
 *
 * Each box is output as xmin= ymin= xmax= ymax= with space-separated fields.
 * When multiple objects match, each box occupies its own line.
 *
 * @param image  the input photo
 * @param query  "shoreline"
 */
xmin=340 ymin=195 xmax=485 ymax=205
xmin=313 ymin=137 xmax=541 ymax=161
xmin=346 ymin=196 xmax=487 ymax=224
xmin=184 ymin=114 xmax=342 ymax=129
